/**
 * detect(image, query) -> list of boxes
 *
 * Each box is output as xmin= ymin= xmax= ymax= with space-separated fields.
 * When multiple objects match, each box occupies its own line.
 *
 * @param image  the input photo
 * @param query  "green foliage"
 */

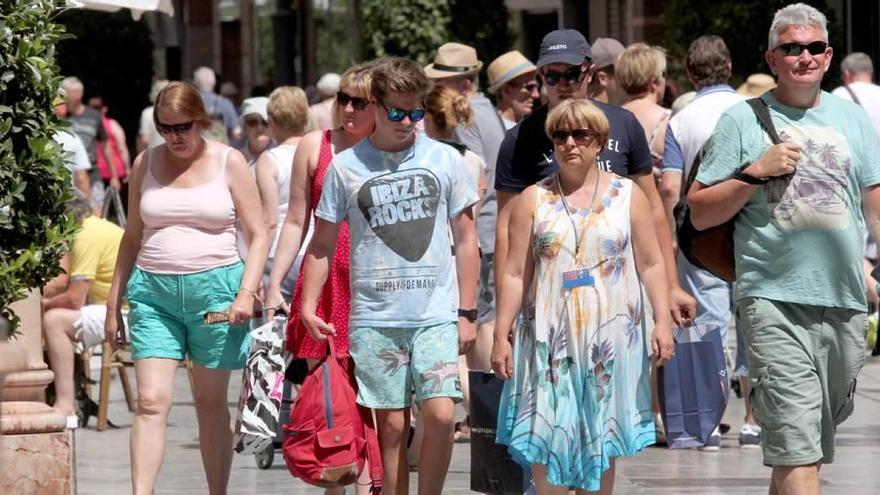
xmin=449 ymin=0 xmax=513 ymax=88
xmin=362 ymin=0 xmax=511 ymax=84
xmin=662 ymin=0 xmax=841 ymax=90
xmin=0 ymin=0 xmax=77 ymax=336
xmin=362 ymin=0 xmax=452 ymax=64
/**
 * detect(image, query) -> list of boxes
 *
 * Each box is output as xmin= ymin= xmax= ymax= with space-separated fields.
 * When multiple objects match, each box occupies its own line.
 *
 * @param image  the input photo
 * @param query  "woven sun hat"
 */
xmin=425 ymin=42 xmax=483 ymax=79
xmin=487 ymin=51 xmax=537 ymax=94
xmin=736 ymin=73 xmax=776 ymax=97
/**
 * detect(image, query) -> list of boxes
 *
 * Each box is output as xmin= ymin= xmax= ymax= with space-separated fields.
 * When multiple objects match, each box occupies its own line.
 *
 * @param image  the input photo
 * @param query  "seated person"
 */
xmin=42 ymin=193 xmax=123 ymax=428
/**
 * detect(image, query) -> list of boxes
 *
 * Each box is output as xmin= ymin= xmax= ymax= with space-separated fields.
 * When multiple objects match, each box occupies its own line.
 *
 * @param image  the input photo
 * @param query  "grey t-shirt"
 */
xmin=68 ymin=106 xmax=106 ymax=184
xmin=455 ymin=93 xmax=505 ymax=254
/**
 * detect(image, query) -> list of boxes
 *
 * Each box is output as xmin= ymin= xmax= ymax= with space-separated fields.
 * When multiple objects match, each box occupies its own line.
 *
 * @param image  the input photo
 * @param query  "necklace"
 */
xmin=556 ymin=169 xmax=601 ymax=257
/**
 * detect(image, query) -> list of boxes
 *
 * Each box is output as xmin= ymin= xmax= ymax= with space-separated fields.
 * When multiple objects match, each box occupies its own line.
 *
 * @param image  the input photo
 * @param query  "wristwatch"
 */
xmin=458 ymin=308 xmax=478 ymax=323
xmin=733 ymin=167 xmax=769 ymax=185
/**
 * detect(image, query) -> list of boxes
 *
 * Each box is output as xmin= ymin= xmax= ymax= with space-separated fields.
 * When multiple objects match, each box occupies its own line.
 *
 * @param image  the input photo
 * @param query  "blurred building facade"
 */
xmin=143 ymin=0 xmax=879 ymax=97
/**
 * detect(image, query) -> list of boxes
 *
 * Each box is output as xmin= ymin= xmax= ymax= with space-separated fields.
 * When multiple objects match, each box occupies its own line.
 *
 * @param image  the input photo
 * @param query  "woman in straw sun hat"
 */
xmin=488 ymin=50 xmax=540 ymax=128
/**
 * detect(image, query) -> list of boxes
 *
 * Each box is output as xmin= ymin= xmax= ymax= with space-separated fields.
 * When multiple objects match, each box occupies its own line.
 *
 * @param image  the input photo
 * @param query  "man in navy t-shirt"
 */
xmin=494 ymin=29 xmax=697 ymax=329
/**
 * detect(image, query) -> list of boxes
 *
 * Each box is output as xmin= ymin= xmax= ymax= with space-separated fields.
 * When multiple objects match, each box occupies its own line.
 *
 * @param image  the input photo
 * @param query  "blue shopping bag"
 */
xmin=657 ymin=324 xmax=730 ymax=449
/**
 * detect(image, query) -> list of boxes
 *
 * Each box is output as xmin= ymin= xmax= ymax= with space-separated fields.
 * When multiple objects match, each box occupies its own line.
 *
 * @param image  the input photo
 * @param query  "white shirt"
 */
xmin=832 ymin=81 xmax=880 ymax=138
xmin=665 ymin=86 xmax=745 ymax=178
xmin=53 ymin=129 xmax=91 ymax=182
xmin=139 ymin=106 xmax=164 ymax=149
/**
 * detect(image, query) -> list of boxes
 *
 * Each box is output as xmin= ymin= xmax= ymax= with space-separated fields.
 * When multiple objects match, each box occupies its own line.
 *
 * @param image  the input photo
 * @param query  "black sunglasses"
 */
xmin=336 ymin=91 xmax=371 ymax=111
xmin=156 ymin=120 xmax=195 ymax=135
xmin=775 ymin=41 xmax=828 ymax=57
xmin=379 ymin=101 xmax=426 ymax=123
xmin=515 ymin=81 xmax=540 ymax=92
xmin=550 ymin=128 xmax=598 ymax=145
xmin=244 ymin=116 xmax=268 ymax=127
xmin=542 ymin=67 xmax=584 ymax=87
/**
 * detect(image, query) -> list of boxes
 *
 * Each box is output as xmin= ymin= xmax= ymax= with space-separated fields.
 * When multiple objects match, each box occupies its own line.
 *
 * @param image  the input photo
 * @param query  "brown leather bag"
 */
xmin=674 ymin=97 xmax=783 ymax=282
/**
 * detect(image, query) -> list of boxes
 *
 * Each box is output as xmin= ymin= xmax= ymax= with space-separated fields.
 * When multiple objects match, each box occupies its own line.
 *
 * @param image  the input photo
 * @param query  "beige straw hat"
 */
xmin=425 ymin=42 xmax=483 ymax=79
xmin=487 ymin=51 xmax=537 ymax=94
xmin=736 ymin=73 xmax=777 ymax=97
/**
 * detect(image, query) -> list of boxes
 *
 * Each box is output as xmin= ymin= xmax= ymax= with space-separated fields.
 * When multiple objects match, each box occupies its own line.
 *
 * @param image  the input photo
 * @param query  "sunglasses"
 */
xmin=244 ymin=117 xmax=268 ymax=127
xmin=336 ymin=91 xmax=371 ymax=111
xmin=550 ymin=128 xmax=599 ymax=145
xmin=379 ymin=101 xmax=426 ymax=123
xmin=513 ymin=81 xmax=540 ymax=93
xmin=156 ymin=120 xmax=195 ymax=136
xmin=774 ymin=41 xmax=828 ymax=57
xmin=542 ymin=67 xmax=584 ymax=87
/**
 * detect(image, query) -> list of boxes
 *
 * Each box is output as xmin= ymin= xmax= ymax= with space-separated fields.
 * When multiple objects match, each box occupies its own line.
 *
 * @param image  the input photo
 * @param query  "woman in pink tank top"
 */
xmin=265 ymin=62 xmax=376 ymax=370
xmin=103 ymin=82 xmax=269 ymax=494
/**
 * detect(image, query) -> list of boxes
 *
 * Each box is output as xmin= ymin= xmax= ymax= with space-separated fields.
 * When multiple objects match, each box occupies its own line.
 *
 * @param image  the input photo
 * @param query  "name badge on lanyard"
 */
xmin=562 ymin=267 xmax=594 ymax=289
xmin=557 ymin=172 xmax=600 ymax=291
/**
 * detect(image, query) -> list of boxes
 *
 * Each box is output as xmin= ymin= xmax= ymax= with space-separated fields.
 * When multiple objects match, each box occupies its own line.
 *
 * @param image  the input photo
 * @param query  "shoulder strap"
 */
xmin=746 ymin=97 xmax=783 ymax=145
xmin=844 ymin=84 xmax=862 ymax=106
xmin=362 ymin=406 xmax=383 ymax=493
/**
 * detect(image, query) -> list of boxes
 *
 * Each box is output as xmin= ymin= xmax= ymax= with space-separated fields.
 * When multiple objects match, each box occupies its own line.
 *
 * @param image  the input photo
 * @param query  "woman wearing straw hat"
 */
xmin=488 ymin=50 xmax=540 ymax=129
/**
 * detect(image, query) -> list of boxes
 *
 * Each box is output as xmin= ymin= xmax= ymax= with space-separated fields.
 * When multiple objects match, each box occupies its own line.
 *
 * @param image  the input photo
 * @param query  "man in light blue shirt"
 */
xmin=300 ymin=57 xmax=479 ymax=493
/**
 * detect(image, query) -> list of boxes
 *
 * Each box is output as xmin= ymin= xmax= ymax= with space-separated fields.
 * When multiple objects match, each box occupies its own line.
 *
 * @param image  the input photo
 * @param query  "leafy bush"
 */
xmin=0 ymin=0 xmax=76 ymax=337
xmin=362 ymin=0 xmax=452 ymax=65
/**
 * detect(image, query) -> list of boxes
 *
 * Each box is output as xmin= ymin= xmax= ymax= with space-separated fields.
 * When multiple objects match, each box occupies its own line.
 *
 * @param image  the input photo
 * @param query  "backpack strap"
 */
xmin=844 ymin=84 xmax=862 ymax=106
xmin=746 ymin=97 xmax=783 ymax=145
xmin=361 ymin=406 xmax=384 ymax=493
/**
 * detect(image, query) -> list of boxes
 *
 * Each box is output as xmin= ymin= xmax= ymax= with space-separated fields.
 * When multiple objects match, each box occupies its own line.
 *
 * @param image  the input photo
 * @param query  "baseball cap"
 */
xmin=536 ymin=29 xmax=592 ymax=68
xmin=240 ymin=97 xmax=269 ymax=123
xmin=316 ymin=73 xmax=341 ymax=97
xmin=591 ymin=37 xmax=625 ymax=69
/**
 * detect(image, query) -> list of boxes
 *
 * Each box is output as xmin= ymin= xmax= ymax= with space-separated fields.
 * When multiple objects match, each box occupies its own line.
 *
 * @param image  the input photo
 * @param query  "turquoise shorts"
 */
xmin=348 ymin=322 xmax=462 ymax=409
xmin=126 ymin=261 xmax=250 ymax=369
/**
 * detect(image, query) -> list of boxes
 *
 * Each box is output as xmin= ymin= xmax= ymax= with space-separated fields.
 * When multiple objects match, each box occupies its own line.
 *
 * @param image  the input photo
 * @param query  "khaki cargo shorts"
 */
xmin=738 ymin=297 xmax=866 ymax=466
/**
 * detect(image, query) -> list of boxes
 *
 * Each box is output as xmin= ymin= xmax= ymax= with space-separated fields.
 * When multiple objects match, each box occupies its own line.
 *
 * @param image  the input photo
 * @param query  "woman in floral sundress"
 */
xmin=490 ymin=99 xmax=675 ymax=494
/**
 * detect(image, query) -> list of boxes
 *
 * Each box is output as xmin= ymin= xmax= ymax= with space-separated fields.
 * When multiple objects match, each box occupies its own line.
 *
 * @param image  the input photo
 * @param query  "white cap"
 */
xmin=316 ymin=73 xmax=341 ymax=97
xmin=240 ymin=97 xmax=269 ymax=123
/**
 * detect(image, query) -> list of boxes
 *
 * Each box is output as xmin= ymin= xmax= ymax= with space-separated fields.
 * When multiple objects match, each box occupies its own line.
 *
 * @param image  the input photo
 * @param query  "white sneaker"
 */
xmin=699 ymin=426 xmax=721 ymax=451
xmin=738 ymin=423 xmax=762 ymax=449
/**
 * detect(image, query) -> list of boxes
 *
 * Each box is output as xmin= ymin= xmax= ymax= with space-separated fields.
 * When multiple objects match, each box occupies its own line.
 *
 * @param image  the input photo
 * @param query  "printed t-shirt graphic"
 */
xmin=696 ymin=91 xmax=880 ymax=312
xmin=358 ymin=168 xmax=441 ymax=261
xmin=316 ymin=134 xmax=478 ymax=328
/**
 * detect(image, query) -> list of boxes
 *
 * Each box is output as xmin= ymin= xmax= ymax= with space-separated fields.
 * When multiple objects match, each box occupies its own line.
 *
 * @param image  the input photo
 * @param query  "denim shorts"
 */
xmin=348 ymin=322 xmax=462 ymax=409
xmin=738 ymin=297 xmax=865 ymax=466
xmin=126 ymin=261 xmax=250 ymax=369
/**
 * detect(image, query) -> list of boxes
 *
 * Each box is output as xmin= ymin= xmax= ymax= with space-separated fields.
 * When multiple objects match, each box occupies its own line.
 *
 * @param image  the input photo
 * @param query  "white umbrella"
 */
xmin=67 ymin=0 xmax=174 ymax=20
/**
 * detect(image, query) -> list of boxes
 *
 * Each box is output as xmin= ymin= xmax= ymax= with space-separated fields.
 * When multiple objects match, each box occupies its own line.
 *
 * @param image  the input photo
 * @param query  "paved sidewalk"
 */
xmin=76 ymin=358 xmax=880 ymax=494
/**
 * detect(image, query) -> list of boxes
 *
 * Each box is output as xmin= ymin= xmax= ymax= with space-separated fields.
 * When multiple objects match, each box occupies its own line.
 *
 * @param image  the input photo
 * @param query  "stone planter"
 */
xmin=0 ymin=291 xmax=73 ymax=494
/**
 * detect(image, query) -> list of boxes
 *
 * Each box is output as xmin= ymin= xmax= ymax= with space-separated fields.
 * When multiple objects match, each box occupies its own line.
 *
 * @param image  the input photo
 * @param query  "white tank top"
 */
xmin=237 ymin=144 xmax=298 ymax=259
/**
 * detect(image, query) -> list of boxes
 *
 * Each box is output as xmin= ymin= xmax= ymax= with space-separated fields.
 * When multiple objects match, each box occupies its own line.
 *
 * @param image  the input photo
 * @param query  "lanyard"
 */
xmin=556 ymin=170 xmax=600 ymax=257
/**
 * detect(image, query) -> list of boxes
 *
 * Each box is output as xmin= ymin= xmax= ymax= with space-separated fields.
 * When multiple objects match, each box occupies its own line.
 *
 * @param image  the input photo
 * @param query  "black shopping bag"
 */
xmin=469 ymin=371 xmax=533 ymax=494
xmin=657 ymin=324 xmax=730 ymax=449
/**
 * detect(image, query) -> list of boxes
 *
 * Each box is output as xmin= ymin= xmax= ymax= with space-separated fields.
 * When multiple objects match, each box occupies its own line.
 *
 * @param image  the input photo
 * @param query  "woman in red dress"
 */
xmin=265 ymin=62 xmax=376 ymax=362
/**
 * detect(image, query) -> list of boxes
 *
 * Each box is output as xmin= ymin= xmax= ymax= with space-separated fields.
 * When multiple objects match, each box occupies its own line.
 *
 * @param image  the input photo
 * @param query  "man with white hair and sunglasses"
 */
xmin=689 ymin=4 xmax=880 ymax=493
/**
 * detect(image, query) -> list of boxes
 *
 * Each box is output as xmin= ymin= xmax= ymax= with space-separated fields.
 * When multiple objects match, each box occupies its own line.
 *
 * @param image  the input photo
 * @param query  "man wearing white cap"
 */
xmin=488 ymin=50 xmax=540 ymax=129
xmin=310 ymin=72 xmax=340 ymax=130
xmin=588 ymin=37 xmax=627 ymax=105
